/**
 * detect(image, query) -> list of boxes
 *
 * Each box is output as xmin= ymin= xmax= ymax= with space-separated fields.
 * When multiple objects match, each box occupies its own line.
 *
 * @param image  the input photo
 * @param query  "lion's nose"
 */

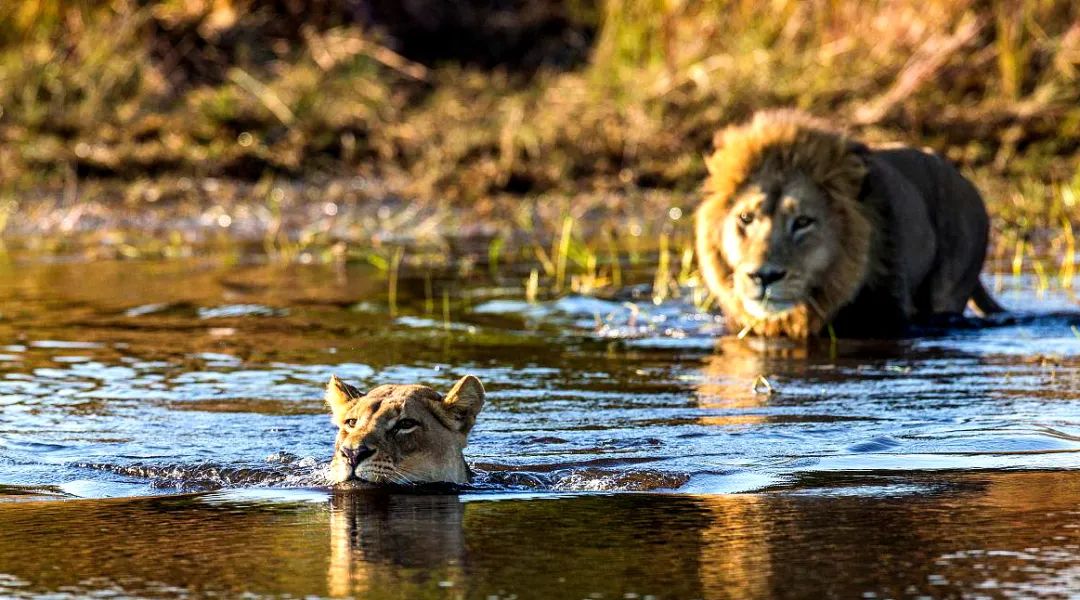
xmin=748 ymin=267 xmax=787 ymax=288
xmin=340 ymin=445 xmax=376 ymax=467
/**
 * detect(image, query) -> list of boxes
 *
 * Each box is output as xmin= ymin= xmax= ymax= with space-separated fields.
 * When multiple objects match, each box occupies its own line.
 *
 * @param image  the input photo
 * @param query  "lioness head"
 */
xmin=325 ymin=375 xmax=485 ymax=485
xmin=696 ymin=110 xmax=873 ymax=338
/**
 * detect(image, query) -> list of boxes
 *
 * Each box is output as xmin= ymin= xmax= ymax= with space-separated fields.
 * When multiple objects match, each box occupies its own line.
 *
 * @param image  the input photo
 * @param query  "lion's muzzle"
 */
xmin=746 ymin=267 xmax=787 ymax=298
xmin=339 ymin=445 xmax=376 ymax=479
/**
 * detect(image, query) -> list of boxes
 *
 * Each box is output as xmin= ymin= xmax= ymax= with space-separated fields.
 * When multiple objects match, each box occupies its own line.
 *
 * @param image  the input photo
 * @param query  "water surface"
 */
xmin=0 ymin=255 xmax=1077 ymax=598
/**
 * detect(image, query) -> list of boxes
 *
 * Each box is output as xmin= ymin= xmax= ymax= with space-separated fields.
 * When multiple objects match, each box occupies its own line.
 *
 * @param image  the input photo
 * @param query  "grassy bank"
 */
xmin=1 ymin=1 xmax=1079 ymax=277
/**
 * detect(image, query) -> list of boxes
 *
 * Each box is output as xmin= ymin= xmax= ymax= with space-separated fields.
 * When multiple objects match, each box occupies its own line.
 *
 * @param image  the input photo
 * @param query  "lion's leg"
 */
xmin=927 ymin=168 xmax=994 ymax=316
xmin=921 ymin=235 xmax=987 ymax=316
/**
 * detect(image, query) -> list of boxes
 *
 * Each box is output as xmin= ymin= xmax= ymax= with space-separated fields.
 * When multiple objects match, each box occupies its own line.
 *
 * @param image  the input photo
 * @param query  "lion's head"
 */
xmin=325 ymin=375 xmax=485 ymax=485
xmin=696 ymin=110 xmax=876 ymax=338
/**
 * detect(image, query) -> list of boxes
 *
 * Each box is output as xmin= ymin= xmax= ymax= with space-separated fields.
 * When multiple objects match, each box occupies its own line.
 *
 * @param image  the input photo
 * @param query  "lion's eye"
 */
xmin=792 ymin=216 xmax=815 ymax=232
xmin=391 ymin=418 xmax=421 ymax=434
xmin=343 ymin=418 xmax=357 ymax=429
xmin=738 ymin=212 xmax=754 ymax=225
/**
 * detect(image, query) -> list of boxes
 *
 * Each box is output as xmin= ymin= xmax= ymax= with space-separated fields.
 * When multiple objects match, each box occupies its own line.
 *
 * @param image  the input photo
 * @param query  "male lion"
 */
xmin=325 ymin=374 xmax=485 ymax=485
xmin=695 ymin=110 xmax=1003 ymax=338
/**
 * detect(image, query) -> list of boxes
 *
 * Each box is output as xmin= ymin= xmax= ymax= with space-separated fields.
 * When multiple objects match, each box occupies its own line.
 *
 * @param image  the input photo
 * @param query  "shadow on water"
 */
xmin=0 ymin=472 xmax=1076 ymax=598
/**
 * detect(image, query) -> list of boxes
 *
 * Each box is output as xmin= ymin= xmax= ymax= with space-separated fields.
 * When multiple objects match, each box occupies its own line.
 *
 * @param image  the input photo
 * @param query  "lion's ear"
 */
xmin=325 ymin=375 xmax=363 ymax=421
xmin=443 ymin=375 xmax=485 ymax=434
xmin=829 ymin=149 xmax=870 ymax=205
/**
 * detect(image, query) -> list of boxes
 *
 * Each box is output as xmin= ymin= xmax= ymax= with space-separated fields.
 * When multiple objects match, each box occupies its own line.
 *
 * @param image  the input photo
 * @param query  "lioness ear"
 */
xmin=443 ymin=375 xmax=485 ymax=434
xmin=325 ymin=375 xmax=363 ymax=421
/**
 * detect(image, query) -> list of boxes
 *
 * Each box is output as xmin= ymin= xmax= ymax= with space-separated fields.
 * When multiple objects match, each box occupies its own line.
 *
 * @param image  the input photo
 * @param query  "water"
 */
xmin=0 ymin=255 xmax=1078 ymax=598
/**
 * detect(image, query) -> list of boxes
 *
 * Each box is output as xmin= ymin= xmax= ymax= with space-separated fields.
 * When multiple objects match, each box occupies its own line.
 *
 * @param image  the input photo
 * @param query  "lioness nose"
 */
xmin=749 ymin=268 xmax=787 ymax=288
xmin=340 ymin=445 xmax=376 ymax=467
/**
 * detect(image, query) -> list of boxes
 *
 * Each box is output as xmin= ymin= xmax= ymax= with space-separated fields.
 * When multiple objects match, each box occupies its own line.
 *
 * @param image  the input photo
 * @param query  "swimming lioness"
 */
xmin=325 ymin=374 xmax=485 ymax=485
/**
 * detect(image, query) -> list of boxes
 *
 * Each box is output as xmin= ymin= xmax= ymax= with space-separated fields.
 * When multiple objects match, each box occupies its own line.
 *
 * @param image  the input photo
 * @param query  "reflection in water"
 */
xmin=0 ymin=492 xmax=333 ymax=598
xmin=0 ymin=473 xmax=1076 ymax=598
xmin=327 ymin=490 xmax=467 ymax=597
xmin=697 ymin=493 xmax=771 ymax=598
xmin=324 ymin=491 xmax=768 ymax=598
xmin=696 ymin=337 xmax=813 ymax=409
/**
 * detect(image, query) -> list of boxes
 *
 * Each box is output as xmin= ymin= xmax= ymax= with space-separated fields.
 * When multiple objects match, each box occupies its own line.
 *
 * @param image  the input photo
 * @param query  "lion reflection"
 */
xmin=696 ymin=337 xmax=814 ymax=413
xmin=327 ymin=489 xmax=466 ymax=597
xmin=323 ymin=487 xmax=773 ymax=598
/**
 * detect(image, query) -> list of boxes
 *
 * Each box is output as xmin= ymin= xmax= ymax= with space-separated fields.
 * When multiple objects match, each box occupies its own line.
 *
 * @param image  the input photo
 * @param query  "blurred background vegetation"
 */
xmin=0 ymin=0 xmax=1078 ymax=256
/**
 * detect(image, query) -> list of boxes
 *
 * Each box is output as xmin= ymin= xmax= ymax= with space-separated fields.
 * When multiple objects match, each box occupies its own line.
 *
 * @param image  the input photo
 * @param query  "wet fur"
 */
xmin=325 ymin=375 xmax=485 ymax=485
xmin=696 ymin=109 xmax=999 ymax=338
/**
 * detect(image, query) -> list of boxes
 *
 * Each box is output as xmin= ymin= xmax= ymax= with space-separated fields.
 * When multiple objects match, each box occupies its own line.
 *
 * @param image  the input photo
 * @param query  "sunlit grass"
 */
xmin=3 ymin=1 xmax=1077 ymax=195
xmin=0 ymin=0 xmax=1077 ymax=312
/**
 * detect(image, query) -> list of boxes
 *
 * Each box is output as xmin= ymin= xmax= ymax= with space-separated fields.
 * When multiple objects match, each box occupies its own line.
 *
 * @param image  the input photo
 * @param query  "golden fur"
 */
xmin=325 ymin=375 xmax=485 ymax=485
xmin=696 ymin=109 xmax=999 ymax=338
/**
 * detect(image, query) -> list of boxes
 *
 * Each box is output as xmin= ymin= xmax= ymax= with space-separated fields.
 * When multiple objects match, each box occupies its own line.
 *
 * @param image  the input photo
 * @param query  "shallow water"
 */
xmin=0 ymin=254 xmax=1078 ymax=598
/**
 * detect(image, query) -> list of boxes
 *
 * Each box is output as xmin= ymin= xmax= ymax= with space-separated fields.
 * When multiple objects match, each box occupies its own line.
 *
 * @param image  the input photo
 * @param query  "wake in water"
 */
xmin=72 ymin=452 xmax=334 ymax=493
xmin=476 ymin=289 xmax=1080 ymax=348
xmin=71 ymin=454 xmax=694 ymax=494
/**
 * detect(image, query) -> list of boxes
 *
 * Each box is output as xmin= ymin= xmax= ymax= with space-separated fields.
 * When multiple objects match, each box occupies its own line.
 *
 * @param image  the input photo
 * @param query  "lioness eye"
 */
xmin=792 ymin=216 xmax=815 ymax=232
xmin=738 ymin=212 xmax=754 ymax=225
xmin=343 ymin=418 xmax=357 ymax=429
xmin=392 ymin=418 xmax=421 ymax=434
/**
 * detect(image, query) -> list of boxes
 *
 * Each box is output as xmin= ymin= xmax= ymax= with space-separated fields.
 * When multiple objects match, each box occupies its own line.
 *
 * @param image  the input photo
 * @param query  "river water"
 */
xmin=0 ymin=255 xmax=1077 ymax=598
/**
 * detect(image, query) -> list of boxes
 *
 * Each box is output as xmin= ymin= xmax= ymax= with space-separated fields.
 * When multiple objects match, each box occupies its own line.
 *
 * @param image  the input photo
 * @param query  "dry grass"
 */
xmin=0 ymin=0 xmax=1078 ymax=268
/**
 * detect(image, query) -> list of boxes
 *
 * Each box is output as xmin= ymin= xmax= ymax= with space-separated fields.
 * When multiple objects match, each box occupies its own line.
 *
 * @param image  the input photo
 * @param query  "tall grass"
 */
xmin=3 ymin=1 xmax=1078 ymax=190
xmin=0 ymin=0 xmax=1078 ymax=276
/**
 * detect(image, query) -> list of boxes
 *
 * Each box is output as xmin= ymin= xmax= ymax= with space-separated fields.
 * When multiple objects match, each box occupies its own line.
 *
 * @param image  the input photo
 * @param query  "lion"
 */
xmin=324 ymin=374 xmax=485 ymax=485
xmin=695 ymin=109 xmax=1003 ymax=339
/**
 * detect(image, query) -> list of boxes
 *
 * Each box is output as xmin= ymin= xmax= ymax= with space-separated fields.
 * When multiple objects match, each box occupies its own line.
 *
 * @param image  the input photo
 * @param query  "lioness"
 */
xmin=696 ymin=110 xmax=1003 ymax=338
xmin=325 ymin=374 xmax=485 ymax=485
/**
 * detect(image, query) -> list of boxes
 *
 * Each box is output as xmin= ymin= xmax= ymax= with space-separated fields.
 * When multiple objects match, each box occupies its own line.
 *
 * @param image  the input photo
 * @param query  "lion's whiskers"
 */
xmin=737 ymin=289 xmax=771 ymax=339
xmin=388 ymin=467 xmax=415 ymax=486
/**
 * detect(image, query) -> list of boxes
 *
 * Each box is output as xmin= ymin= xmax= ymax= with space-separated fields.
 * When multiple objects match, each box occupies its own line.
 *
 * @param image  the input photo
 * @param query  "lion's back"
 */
xmin=862 ymin=146 xmax=992 ymax=317
xmin=870 ymin=147 xmax=990 ymax=231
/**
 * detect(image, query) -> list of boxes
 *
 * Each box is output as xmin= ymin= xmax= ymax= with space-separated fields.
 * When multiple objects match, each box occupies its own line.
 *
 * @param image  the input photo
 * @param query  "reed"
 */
xmin=526 ymin=268 xmax=540 ymax=304
xmin=388 ymin=247 xmax=404 ymax=317
xmin=1012 ymin=239 xmax=1026 ymax=281
xmin=1032 ymin=257 xmax=1049 ymax=298
xmin=442 ymin=289 xmax=451 ymax=332
xmin=1060 ymin=216 xmax=1076 ymax=289
xmin=605 ymin=233 xmax=623 ymax=289
xmin=488 ymin=236 xmax=505 ymax=280
xmin=420 ymin=271 xmax=432 ymax=314
xmin=652 ymin=232 xmax=671 ymax=305
xmin=554 ymin=216 xmax=574 ymax=292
